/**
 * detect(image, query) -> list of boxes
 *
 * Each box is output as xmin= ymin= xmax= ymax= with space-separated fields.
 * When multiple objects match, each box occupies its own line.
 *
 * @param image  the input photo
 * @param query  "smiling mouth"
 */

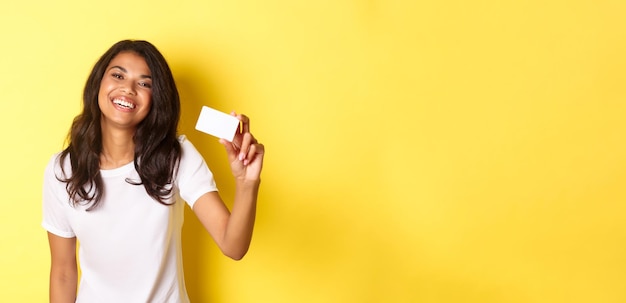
xmin=113 ymin=98 xmax=136 ymax=109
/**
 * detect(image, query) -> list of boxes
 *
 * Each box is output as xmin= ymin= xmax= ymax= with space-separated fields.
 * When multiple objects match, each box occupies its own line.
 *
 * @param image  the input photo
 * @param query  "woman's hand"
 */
xmin=219 ymin=112 xmax=264 ymax=182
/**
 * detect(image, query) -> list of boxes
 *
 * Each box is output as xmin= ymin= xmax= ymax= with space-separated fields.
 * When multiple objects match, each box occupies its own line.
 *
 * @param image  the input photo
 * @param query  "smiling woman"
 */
xmin=42 ymin=40 xmax=265 ymax=303
xmin=98 ymin=52 xmax=154 ymax=161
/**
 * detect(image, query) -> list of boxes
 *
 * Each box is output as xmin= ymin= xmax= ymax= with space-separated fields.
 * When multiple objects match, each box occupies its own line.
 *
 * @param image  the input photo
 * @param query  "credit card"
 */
xmin=195 ymin=106 xmax=240 ymax=142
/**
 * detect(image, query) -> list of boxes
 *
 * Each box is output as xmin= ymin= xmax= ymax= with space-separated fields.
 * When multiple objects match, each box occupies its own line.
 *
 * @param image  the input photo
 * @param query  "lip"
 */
xmin=110 ymin=96 xmax=137 ymax=111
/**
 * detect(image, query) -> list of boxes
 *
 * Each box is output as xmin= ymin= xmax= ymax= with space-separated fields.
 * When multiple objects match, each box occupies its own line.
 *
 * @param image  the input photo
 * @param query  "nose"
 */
xmin=120 ymin=81 xmax=136 ymax=95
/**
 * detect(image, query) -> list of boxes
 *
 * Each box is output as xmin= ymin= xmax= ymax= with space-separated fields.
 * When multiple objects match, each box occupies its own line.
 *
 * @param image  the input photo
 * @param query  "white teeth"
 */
xmin=113 ymin=99 xmax=135 ymax=109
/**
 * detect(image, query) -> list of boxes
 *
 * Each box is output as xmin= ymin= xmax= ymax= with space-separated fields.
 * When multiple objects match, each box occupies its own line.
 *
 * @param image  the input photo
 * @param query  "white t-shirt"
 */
xmin=42 ymin=135 xmax=218 ymax=303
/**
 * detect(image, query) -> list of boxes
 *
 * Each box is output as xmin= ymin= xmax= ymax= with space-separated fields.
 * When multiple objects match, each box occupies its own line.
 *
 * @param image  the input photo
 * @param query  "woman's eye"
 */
xmin=112 ymin=73 xmax=123 ymax=79
xmin=139 ymin=82 xmax=152 ymax=89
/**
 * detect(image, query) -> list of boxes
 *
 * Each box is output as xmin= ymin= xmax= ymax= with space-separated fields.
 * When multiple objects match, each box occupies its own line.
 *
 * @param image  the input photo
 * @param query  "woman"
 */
xmin=42 ymin=40 xmax=264 ymax=302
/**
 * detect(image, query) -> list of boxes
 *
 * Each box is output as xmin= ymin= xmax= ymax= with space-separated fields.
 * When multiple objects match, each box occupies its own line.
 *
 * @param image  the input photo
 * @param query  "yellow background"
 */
xmin=1 ymin=1 xmax=625 ymax=302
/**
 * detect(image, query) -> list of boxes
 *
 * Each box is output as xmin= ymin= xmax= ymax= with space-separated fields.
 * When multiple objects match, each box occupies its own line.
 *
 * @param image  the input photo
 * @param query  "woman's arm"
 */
xmin=193 ymin=184 xmax=258 ymax=260
xmin=193 ymin=113 xmax=264 ymax=260
xmin=47 ymin=232 xmax=77 ymax=303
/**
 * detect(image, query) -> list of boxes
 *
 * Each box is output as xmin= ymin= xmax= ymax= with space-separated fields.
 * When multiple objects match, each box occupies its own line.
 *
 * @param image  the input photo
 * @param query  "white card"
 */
xmin=195 ymin=106 xmax=240 ymax=141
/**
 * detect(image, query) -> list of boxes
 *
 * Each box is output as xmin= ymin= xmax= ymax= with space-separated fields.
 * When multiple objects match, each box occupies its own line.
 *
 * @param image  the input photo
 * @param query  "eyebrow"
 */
xmin=108 ymin=66 xmax=152 ymax=79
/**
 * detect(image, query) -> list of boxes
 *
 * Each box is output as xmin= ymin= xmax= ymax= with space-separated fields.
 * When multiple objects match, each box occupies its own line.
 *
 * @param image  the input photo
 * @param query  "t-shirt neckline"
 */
xmin=100 ymin=161 xmax=134 ymax=177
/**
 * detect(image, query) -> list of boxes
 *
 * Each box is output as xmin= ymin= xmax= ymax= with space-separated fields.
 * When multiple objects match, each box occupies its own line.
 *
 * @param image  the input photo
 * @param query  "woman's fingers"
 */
xmin=246 ymin=142 xmax=264 ymax=165
xmin=238 ymin=113 xmax=250 ymax=134
xmin=227 ymin=112 xmax=262 ymax=166
xmin=230 ymin=112 xmax=250 ymax=134
xmin=238 ymin=132 xmax=254 ymax=161
xmin=242 ymin=144 xmax=254 ymax=166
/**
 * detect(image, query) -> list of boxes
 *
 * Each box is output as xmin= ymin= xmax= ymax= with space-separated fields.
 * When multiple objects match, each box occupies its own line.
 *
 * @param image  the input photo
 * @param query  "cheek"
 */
xmin=99 ymin=77 xmax=113 ymax=91
xmin=97 ymin=86 xmax=106 ymax=107
xmin=144 ymin=92 xmax=153 ymax=107
xmin=97 ymin=80 xmax=111 ymax=100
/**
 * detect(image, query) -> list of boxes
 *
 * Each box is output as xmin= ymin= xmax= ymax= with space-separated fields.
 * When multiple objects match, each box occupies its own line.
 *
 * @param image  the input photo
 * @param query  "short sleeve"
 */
xmin=42 ymin=155 xmax=76 ymax=238
xmin=177 ymin=136 xmax=218 ymax=208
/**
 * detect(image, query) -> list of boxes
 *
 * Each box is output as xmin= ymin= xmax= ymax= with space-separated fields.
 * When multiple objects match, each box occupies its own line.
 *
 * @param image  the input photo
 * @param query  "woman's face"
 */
xmin=98 ymin=51 xmax=153 ymax=131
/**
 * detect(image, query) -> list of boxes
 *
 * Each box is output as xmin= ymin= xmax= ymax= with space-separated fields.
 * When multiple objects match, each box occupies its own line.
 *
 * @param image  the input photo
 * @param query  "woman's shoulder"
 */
xmin=177 ymin=134 xmax=199 ymax=152
xmin=44 ymin=152 xmax=71 ymax=179
xmin=176 ymin=134 xmax=207 ymax=164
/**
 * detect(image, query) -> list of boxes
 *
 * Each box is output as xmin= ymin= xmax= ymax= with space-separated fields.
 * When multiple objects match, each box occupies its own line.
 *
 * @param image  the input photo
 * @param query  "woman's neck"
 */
xmin=100 ymin=127 xmax=136 ymax=169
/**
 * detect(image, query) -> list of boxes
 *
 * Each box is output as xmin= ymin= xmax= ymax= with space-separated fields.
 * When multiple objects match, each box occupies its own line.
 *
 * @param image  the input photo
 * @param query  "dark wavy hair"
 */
xmin=59 ymin=40 xmax=181 ymax=210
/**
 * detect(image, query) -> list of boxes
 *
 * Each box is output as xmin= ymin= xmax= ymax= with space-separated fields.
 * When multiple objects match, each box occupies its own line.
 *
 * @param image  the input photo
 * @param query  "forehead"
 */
xmin=107 ymin=51 xmax=151 ymax=74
